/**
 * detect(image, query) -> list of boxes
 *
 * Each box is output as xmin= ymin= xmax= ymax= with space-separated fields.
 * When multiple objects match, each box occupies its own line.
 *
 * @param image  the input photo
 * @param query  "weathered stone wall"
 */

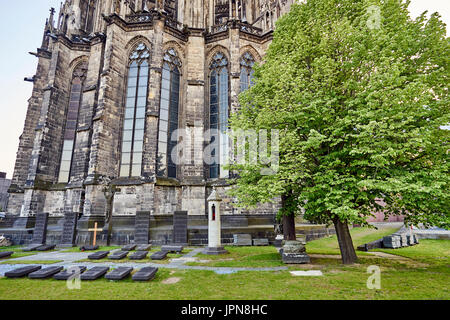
xmin=6 ymin=1 xmax=297 ymax=243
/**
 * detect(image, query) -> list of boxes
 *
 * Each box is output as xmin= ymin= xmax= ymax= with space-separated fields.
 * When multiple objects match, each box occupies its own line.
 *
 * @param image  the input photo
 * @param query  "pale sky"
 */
xmin=0 ymin=0 xmax=448 ymax=179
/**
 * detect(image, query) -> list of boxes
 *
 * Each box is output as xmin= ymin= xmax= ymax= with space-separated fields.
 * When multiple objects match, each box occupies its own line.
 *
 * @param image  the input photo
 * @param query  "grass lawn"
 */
xmin=0 ymin=250 xmax=448 ymax=299
xmin=305 ymin=226 xmax=400 ymax=255
xmin=0 ymin=227 xmax=448 ymax=300
xmin=0 ymin=245 xmax=38 ymax=259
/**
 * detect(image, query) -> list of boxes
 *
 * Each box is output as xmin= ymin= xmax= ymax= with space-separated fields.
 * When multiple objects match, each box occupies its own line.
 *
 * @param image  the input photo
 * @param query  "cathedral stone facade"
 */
xmin=5 ymin=0 xmax=298 ymax=245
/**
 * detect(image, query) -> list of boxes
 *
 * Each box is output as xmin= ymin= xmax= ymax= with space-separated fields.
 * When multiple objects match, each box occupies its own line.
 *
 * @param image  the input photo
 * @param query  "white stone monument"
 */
xmin=203 ymin=188 xmax=228 ymax=255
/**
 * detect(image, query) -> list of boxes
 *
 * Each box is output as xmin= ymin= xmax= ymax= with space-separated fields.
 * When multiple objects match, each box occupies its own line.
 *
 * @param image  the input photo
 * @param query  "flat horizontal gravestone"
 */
xmin=108 ymin=251 xmax=129 ymax=260
xmin=129 ymin=251 xmax=148 ymax=260
xmin=5 ymin=265 xmax=42 ymax=278
xmin=88 ymin=251 xmax=110 ymax=260
xmin=36 ymin=244 xmax=56 ymax=251
xmin=136 ymin=244 xmax=152 ymax=251
xmin=53 ymin=266 xmax=88 ymax=280
xmin=22 ymin=244 xmax=43 ymax=252
xmin=253 ymin=239 xmax=269 ymax=246
xmin=80 ymin=267 xmax=110 ymax=280
xmin=151 ymin=250 xmax=169 ymax=260
xmin=161 ymin=245 xmax=184 ymax=253
xmin=0 ymin=251 xmax=13 ymax=259
xmin=132 ymin=267 xmax=158 ymax=282
xmin=28 ymin=266 xmax=64 ymax=279
xmin=105 ymin=267 xmax=134 ymax=281
xmin=121 ymin=244 xmax=136 ymax=251
xmin=233 ymin=234 xmax=252 ymax=246
xmin=80 ymin=245 xmax=99 ymax=251
xmin=290 ymin=270 xmax=323 ymax=277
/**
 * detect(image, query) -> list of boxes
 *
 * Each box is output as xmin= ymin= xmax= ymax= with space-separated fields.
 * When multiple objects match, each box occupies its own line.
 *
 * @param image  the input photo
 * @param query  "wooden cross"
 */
xmin=88 ymin=222 xmax=102 ymax=247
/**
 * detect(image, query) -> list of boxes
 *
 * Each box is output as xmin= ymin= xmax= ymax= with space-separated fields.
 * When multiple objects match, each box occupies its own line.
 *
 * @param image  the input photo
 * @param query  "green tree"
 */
xmin=228 ymin=0 xmax=449 ymax=264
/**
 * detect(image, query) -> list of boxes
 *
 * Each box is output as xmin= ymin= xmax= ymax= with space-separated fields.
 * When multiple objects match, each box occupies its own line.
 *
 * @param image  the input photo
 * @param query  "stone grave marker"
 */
xmin=151 ymin=250 xmax=169 ymax=260
xmin=0 ymin=251 xmax=13 ymax=259
xmin=5 ymin=265 xmax=42 ymax=278
xmin=129 ymin=251 xmax=148 ymax=260
xmin=59 ymin=212 xmax=79 ymax=247
xmin=108 ymin=251 xmax=129 ymax=260
xmin=54 ymin=266 xmax=87 ymax=280
xmin=161 ymin=245 xmax=184 ymax=253
xmin=132 ymin=267 xmax=158 ymax=281
xmin=253 ymin=239 xmax=269 ymax=246
xmin=134 ymin=211 xmax=150 ymax=245
xmin=23 ymin=213 xmax=49 ymax=251
xmin=88 ymin=251 xmax=110 ymax=260
xmin=173 ymin=211 xmax=188 ymax=245
xmin=28 ymin=266 xmax=64 ymax=279
xmin=233 ymin=234 xmax=252 ymax=246
xmin=136 ymin=244 xmax=152 ymax=251
xmin=80 ymin=266 xmax=110 ymax=280
xmin=121 ymin=244 xmax=136 ymax=251
xmin=105 ymin=267 xmax=134 ymax=281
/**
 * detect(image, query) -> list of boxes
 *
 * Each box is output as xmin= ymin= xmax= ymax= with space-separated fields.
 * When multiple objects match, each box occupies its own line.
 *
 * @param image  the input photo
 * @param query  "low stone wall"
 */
xmin=0 ymin=213 xmax=336 ymax=246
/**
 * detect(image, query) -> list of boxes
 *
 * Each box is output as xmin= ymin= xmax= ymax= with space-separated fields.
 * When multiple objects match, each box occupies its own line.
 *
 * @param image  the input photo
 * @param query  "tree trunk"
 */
xmin=333 ymin=218 xmax=358 ymax=264
xmin=283 ymin=214 xmax=296 ymax=241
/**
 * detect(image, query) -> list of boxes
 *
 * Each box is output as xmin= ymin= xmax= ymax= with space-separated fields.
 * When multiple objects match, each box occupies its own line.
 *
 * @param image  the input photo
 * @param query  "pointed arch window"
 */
xmin=120 ymin=43 xmax=150 ymax=177
xmin=209 ymin=52 xmax=229 ymax=179
xmin=240 ymin=52 xmax=255 ymax=92
xmin=58 ymin=62 xmax=88 ymax=183
xmin=157 ymin=49 xmax=182 ymax=178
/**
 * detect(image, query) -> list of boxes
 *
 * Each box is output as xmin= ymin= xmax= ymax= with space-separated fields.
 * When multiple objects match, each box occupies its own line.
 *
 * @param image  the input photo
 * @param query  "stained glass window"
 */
xmin=157 ymin=49 xmax=181 ymax=178
xmin=120 ymin=43 xmax=150 ymax=177
xmin=58 ymin=62 xmax=88 ymax=183
xmin=240 ymin=52 xmax=255 ymax=92
xmin=209 ymin=52 xmax=229 ymax=179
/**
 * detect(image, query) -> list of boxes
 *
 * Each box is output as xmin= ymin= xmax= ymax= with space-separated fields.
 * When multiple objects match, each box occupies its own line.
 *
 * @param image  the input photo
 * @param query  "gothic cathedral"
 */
xmin=6 ymin=0 xmax=296 ymax=245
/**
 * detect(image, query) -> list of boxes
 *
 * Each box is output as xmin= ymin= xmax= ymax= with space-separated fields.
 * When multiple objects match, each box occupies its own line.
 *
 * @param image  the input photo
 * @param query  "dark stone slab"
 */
xmin=36 ymin=244 xmax=56 ymax=251
xmin=132 ymin=267 xmax=158 ymax=281
xmin=151 ymin=250 xmax=169 ymax=260
xmin=22 ymin=244 xmax=43 ymax=252
xmin=121 ymin=244 xmax=136 ymax=251
xmin=129 ymin=251 xmax=148 ymax=260
xmin=357 ymin=239 xmax=384 ymax=252
xmin=108 ymin=251 xmax=129 ymax=260
xmin=281 ymin=253 xmax=311 ymax=264
xmin=5 ymin=265 xmax=42 ymax=278
xmin=53 ymin=266 xmax=87 ymax=280
xmin=253 ymin=239 xmax=269 ymax=246
xmin=28 ymin=266 xmax=64 ymax=279
xmin=80 ymin=266 xmax=110 ymax=280
xmin=105 ymin=267 xmax=134 ymax=281
xmin=134 ymin=212 xmax=150 ymax=245
xmin=233 ymin=234 xmax=252 ymax=246
xmin=60 ymin=212 xmax=78 ymax=246
xmin=31 ymin=213 xmax=49 ymax=245
xmin=203 ymin=247 xmax=228 ymax=255
xmin=0 ymin=251 xmax=13 ymax=259
xmin=161 ymin=245 xmax=184 ymax=253
xmin=88 ymin=251 xmax=110 ymax=260
xmin=80 ymin=245 xmax=99 ymax=251
xmin=173 ymin=211 xmax=188 ymax=245
xmin=136 ymin=244 xmax=152 ymax=251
